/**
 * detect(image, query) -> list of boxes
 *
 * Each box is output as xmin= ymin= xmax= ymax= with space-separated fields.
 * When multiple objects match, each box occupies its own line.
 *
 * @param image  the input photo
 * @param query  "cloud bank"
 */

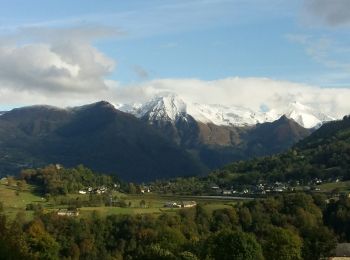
xmin=109 ymin=78 xmax=350 ymax=118
xmin=2 ymin=73 xmax=350 ymax=119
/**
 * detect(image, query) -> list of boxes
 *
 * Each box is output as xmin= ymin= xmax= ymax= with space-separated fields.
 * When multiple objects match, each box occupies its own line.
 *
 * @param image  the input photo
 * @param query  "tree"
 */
xmin=302 ymin=226 xmax=337 ymax=260
xmin=262 ymin=226 xmax=302 ymax=260
xmin=17 ymin=180 xmax=27 ymax=192
xmin=142 ymin=243 xmax=176 ymax=259
xmin=205 ymin=230 xmax=263 ymax=260
xmin=128 ymin=183 xmax=137 ymax=194
xmin=140 ymin=200 xmax=146 ymax=208
xmin=239 ymin=207 xmax=252 ymax=230
xmin=26 ymin=219 xmax=60 ymax=259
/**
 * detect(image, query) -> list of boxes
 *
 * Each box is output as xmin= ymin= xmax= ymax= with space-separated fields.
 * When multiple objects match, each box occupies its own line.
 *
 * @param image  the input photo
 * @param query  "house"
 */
xmin=0 ymin=177 xmax=8 ymax=185
xmin=94 ymin=187 xmax=107 ymax=194
xmin=164 ymin=202 xmax=181 ymax=208
xmin=222 ymin=190 xmax=232 ymax=195
xmin=57 ymin=209 xmax=79 ymax=217
xmin=181 ymin=201 xmax=197 ymax=208
xmin=141 ymin=187 xmax=151 ymax=194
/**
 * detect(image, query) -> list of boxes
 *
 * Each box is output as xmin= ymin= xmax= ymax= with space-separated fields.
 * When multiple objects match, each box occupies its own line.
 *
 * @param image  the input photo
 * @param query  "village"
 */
xmin=208 ymin=177 xmax=348 ymax=197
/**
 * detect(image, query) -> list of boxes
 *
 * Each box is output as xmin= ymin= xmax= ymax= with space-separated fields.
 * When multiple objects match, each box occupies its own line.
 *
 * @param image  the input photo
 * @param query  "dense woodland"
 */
xmin=1 ymin=192 xmax=349 ymax=259
xmin=20 ymin=165 xmax=119 ymax=195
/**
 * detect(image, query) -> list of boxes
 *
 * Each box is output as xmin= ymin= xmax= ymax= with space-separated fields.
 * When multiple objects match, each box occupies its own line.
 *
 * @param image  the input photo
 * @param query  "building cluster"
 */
xmin=209 ymin=178 xmax=336 ymax=196
xmin=164 ymin=201 xmax=197 ymax=208
xmin=78 ymin=186 xmax=110 ymax=195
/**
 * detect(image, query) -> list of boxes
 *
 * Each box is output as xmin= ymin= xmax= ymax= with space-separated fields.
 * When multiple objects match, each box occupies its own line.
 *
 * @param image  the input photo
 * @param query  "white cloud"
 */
xmin=105 ymin=77 xmax=350 ymax=119
xmin=1 ymin=74 xmax=350 ymax=119
xmin=0 ymin=25 xmax=117 ymax=97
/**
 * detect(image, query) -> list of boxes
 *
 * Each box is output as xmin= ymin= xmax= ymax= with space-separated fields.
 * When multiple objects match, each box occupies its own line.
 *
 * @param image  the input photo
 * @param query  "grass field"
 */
xmin=318 ymin=181 xmax=350 ymax=193
xmin=0 ymin=181 xmax=46 ymax=220
xmin=0 ymin=181 xmax=239 ymax=220
xmin=78 ymin=193 xmax=236 ymax=218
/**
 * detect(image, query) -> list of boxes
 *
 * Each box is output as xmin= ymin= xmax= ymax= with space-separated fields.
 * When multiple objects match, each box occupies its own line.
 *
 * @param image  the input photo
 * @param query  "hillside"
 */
xmin=0 ymin=101 xmax=204 ymax=182
xmin=119 ymin=94 xmax=313 ymax=170
xmin=219 ymin=115 xmax=350 ymax=184
xmin=139 ymin=112 xmax=312 ymax=170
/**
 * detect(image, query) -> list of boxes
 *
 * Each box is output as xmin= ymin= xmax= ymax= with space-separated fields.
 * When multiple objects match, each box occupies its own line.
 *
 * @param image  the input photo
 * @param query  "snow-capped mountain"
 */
xmin=117 ymin=94 xmax=334 ymax=129
xmin=266 ymin=101 xmax=335 ymax=128
xmin=185 ymin=102 xmax=270 ymax=127
xmin=118 ymin=94 xmax=188 ymax=123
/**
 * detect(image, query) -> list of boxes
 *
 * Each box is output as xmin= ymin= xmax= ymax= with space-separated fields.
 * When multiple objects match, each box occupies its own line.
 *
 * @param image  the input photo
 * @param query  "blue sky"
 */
xmin=0 ymin=0 xmax=348 ymax=86
xmin=0 ymin=0 xmax=350 ymax=113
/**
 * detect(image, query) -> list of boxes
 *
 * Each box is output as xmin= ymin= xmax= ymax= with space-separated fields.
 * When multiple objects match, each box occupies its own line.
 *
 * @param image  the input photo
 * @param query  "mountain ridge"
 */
xmin=0 ymin=100 xmax=315 ymax=181
xmin=0 ymin=101 xmax=205 ymax=182
xmin=118 ymin=93 xmax=334 ymax=129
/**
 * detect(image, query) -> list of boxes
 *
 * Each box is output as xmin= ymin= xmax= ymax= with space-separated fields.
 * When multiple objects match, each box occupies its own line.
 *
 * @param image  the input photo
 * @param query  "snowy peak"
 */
xmin=116 ymin=95 xmax=335 ymax=129
xmin=119 ymin=94 xmax=188 ymax=122
xmin=267 ymin=101 xmax=334 ymax=129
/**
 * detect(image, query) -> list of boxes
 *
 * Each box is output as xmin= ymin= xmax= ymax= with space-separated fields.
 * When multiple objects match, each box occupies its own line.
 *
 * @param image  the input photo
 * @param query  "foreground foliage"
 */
xmin=0 ymin=192 xmax=347 ymax=259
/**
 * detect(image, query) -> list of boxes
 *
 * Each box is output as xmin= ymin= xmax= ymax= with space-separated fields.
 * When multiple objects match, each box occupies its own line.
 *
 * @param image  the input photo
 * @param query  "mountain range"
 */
xmin=0 ymin=94 xmax=336 ymax=181
xmin=117 ymin=93 xmax=334 ymax=128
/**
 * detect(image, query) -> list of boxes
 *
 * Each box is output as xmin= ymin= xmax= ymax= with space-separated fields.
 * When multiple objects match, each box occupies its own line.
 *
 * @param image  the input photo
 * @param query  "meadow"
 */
xmin=0 ymin=180 xmax=238 ymax=220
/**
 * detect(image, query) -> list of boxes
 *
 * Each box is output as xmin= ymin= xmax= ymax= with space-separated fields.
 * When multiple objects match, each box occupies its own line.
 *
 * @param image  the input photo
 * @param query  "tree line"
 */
xmin=1 ymin=192 xmax=349 ymax=259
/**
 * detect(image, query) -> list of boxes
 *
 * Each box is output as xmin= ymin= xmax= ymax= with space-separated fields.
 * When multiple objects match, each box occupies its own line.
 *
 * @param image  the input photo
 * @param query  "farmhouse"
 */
xmin=181 ymin=201 xmax=197 ymax=208
xmin=141 ymin=187 xmax=150 ymax=193
xmin=222 ymin=190 xmax=232 ymax=195
xmin=57 ymin=209 xmax=79 ymax=217
xmin=164 ymin=202 xmax=181 ymax=208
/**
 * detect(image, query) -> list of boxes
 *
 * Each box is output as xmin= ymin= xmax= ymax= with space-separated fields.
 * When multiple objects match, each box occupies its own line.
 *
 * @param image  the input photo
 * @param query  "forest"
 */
xmin=1 ymin=192 xmax=349 ymax=259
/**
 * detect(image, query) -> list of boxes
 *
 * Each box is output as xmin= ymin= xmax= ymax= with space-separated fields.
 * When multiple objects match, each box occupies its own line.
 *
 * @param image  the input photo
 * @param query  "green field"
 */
xmin=0 ymin=181 xmax=45 ymax=220
xmin=0 ymin=182 xmax=238 ymax=220
xmin=317 ymin=181 xmax=350 ymax=193
xmin=77 ymin=193 xmax=236 ymax=218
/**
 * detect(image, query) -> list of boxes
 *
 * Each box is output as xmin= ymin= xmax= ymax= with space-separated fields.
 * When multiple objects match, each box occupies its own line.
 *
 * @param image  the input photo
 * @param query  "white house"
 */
xmin=57 ymin=209 xmax=79 ymax=217
xmin=181 ymin=201 xmax=197 ymax=208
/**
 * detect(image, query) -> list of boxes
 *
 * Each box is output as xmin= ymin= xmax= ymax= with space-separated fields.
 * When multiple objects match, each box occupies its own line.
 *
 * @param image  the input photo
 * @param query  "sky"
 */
xmin=0 ymin=0 xmax=350 ymax=117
